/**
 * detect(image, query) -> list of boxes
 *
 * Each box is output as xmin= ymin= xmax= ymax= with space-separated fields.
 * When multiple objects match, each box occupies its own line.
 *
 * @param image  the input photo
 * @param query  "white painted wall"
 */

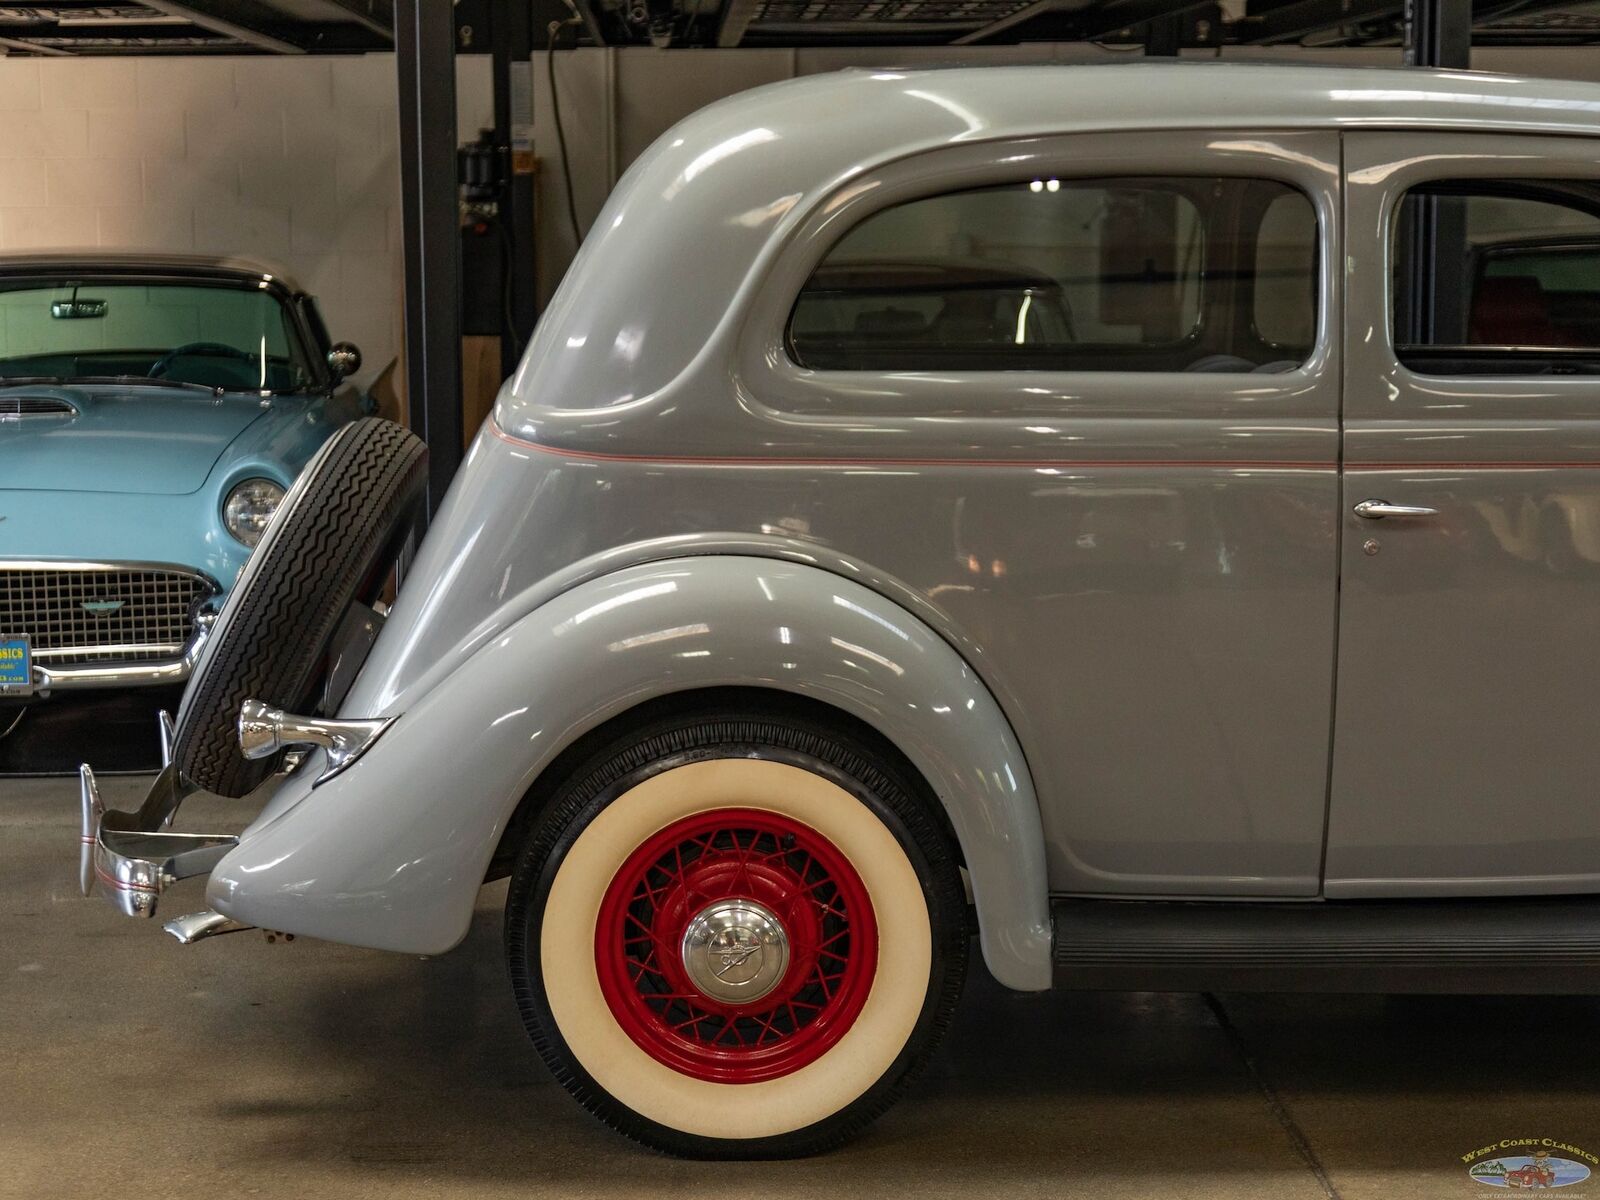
xmin=0 ymin=52 xmax=492 ymax=386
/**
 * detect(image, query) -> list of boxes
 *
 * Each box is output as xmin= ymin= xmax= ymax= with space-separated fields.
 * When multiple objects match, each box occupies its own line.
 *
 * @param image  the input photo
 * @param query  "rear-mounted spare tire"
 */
xmin=173 ymin=417 xmax=428 ymax=798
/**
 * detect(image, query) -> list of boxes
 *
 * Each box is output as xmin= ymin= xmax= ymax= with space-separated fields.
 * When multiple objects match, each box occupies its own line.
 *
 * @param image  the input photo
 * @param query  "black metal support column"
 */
xmin=492 ymin=0 xmax=539 ymax=377
xmin=1402 ymin=0 xmax=1471 ymax=67
xmin=1143 ymin=11 xmax=1181 ymax=55
xmin=396 ymin=0 xmax=463 ymax=519
xmin=1399 ymin=0 xmax=1470 ymax=347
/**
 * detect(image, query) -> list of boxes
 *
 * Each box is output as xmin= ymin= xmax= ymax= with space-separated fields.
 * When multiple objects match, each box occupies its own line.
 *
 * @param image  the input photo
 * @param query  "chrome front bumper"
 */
xmin=36 ymin=619 xmax=212 ymax=693
xmin=3 ymin=559 xmax=220 ymax=695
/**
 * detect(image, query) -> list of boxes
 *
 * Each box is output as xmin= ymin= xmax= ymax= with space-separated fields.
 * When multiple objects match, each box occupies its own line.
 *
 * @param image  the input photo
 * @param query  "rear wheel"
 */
xmin=504 ymin=704 xmax=966 ymax=1157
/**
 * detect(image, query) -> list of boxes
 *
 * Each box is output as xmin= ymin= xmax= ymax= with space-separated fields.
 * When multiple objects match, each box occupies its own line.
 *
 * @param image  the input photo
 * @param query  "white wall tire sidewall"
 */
xmin=540 ymin=757 xmax=933 ymax=1142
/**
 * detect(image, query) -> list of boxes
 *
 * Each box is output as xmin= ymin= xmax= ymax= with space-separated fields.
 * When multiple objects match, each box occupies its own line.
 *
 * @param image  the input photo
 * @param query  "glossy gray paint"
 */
xmin=1326 ymin=130 xmax=1600 ymax=895
xmin=500 ymin=63 xmax=1600 ymax=438
xmin=209 ymin=555 xmax=1052 ymax=989
xmin=189 ymin=64 xmax=1600 ymax=991
xmin=371 ymin=415 xmax=1341 ymax=900
xmin=364 ymin=115 xmax=1350 ymax=902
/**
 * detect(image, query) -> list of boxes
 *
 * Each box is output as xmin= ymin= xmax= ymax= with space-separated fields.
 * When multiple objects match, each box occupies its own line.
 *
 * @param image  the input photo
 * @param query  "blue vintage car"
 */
xmin=0 ymin=252 xmax=371 ymax=700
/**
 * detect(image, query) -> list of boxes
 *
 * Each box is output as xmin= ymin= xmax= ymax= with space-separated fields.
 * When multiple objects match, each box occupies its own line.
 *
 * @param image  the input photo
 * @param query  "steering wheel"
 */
xmin=149 ymin=342 xmax=255 ymax=379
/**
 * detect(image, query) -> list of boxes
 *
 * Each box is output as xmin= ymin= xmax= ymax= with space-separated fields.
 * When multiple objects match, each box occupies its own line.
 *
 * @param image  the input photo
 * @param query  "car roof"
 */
xmin=713 ymin=61 xmax=1600 ymax=144
xmin=0 ymin=250 xmax=309 ymax=294
xmin=500 ymin=62 xmax=1600 ymax=433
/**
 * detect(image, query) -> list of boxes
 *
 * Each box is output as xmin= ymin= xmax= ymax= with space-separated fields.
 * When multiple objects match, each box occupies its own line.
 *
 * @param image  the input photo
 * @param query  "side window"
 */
xmin=1393 ymin=181 xmax=1600 ymax=375
xmin=787 ymin=176 xmax=1318 ymax=374
xmin=1255 ymin=191 xmax=1319 ymax=351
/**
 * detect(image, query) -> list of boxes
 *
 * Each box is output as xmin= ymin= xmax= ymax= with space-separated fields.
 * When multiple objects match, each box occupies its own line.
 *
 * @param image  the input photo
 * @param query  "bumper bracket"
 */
xmin=78 ymin=760 xmax=239 ymax=920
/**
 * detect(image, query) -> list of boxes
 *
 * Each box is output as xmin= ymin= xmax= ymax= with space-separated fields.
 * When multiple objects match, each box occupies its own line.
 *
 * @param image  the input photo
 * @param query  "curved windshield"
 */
xmin=0 ymin=280 xmax=315 ymax=393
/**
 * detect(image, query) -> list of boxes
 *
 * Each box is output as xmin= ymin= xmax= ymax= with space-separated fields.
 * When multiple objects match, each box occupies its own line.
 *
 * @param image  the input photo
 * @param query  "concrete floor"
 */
xmin=5 ymin=775 xmax=1599 ymax=1200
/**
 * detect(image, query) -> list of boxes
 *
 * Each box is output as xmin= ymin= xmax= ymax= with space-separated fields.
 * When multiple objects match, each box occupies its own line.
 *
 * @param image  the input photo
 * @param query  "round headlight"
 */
xmin=223 ymin=478 xmax=287 ymax=548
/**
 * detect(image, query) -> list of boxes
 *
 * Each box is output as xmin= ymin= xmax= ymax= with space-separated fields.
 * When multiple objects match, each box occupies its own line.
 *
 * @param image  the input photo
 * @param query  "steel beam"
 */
xmin=717 ymin=0 xmax=759 ymax=46
xmin=1074 ymin=0 xmax=1213 ymax=40
xmin=951 ymin=0 xmax=1094 ymax=45
xmin=1397 ymin=0 xmax=1469 ymax=352
xmin=396 ymin=0 xmax=464 ymax=516
xmin=491 ymin=0 xmax=539 ymax=376
xmin=0 ymin=35 xmax=73 ymax=55
xmin=137 ymin=2 xmax=307 ymax=52
xmin=1402 ymin=0 xmax=1470 ymax=64
xmin=1241 ymin=0 xmax=1403 ymax=45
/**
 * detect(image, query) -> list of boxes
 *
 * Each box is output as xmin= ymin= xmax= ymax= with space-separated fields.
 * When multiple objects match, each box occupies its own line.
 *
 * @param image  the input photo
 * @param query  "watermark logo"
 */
xmin=1465 ymin=1140 xmax=1595 ymax=1189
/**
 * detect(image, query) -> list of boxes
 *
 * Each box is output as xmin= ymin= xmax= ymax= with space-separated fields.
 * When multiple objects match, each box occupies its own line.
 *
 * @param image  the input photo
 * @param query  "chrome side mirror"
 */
xmin=327 ymin=342 xmax=362 ymax=380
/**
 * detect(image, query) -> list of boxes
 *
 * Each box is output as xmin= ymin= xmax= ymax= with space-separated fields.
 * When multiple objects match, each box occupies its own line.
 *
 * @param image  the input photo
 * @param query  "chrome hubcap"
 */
xmin=680 ymin=898 xmax=791 ymax=1004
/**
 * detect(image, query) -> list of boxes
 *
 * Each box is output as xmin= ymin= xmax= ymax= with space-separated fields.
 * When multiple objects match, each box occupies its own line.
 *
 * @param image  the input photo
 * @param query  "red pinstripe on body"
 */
xmin=489 ymin=421 xmax=1600 ymax=473
xmin=487 ymin=420 xmax=1328 ymax=470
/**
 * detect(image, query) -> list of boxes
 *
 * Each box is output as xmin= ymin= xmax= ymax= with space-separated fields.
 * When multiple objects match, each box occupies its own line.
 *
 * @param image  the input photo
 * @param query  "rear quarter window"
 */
xmin=787 ymin=175 xmax=1318 ymax=375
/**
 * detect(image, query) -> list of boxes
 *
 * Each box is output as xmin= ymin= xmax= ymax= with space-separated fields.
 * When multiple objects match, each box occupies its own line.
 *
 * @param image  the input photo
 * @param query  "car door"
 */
xmin=1327 ymin=131 xmax=1600 ymax=895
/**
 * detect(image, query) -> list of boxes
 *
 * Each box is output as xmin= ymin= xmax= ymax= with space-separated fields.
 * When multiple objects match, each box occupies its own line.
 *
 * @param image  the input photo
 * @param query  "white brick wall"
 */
xmin=0 ymin=52 xmax=408 ymax=384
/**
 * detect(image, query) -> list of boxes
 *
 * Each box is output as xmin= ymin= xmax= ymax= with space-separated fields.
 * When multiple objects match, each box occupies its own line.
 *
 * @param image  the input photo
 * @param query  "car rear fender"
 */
xmin=206 ymin=555 xmax=1052 ymax=990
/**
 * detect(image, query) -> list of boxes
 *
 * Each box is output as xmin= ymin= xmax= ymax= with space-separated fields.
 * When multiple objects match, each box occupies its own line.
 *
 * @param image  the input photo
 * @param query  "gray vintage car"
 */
xmin=80 ymin=62 xmax=1600 ymax=1157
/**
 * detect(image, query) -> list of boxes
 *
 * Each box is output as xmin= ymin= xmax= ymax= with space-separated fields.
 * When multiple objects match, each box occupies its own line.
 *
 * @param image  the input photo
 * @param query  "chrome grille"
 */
xmin=0 ymin=564 xmax=215 ymax=665
xmin=0 ymin=396 xmax=76 ymax=418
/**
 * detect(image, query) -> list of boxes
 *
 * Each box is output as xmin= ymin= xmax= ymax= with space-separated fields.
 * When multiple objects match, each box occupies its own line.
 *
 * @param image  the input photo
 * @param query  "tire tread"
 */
xmin=173 ymin=417 xmax=426 ymax=796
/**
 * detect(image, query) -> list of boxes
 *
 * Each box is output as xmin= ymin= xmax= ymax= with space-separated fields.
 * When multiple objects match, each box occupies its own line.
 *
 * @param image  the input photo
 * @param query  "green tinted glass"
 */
xmin=0 ymin=281 xmax=312 ymax=392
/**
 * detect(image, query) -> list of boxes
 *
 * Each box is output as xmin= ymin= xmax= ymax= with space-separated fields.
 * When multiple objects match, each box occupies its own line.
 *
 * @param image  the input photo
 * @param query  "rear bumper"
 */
xmin=77 ymin=697 xmax=389 ymax=930
xmin=78 ymin=763 xmax=238 ymax=919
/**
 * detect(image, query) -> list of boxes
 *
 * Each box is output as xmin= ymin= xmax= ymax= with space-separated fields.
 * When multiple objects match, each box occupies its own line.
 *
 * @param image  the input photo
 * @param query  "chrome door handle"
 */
xmin=1353 ymin=499 xmax=1439 ymax=520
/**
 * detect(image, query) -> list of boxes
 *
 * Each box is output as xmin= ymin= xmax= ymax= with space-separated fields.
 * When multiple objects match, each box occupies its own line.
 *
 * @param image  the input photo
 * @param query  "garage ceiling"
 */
xmin=0 ymin=1 xmax=392 ymax=54
xmin=579 ymin=0 xmax=1600 ymax=48
xmin=3 ymin=0 xmax=1596 ymax=53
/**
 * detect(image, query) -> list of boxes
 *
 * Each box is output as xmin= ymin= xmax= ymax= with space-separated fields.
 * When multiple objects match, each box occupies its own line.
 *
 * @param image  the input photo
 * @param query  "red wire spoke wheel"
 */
xmin=504 ymin=702 xmax=968 ymax=1158
xmin=594 ymin=808 xmax=878 ymax=1083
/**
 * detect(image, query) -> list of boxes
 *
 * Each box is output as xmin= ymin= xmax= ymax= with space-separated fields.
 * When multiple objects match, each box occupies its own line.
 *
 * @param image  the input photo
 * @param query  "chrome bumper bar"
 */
xmin=79 ymin=762 xmax=238 ymax=920
xmin=34 ymin=619 xmax=212 ymax=693
xmin=79 ymin=716 xmax=246 ymax=940
xmin=79 ymin=698 xmax=392 ymax=937
xmin=40 ymin=654 xmax=196 ymax=692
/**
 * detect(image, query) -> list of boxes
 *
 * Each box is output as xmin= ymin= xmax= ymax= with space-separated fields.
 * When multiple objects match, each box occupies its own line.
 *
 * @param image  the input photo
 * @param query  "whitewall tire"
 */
xmin=503 ymin=698 xmax=967 ymax=1158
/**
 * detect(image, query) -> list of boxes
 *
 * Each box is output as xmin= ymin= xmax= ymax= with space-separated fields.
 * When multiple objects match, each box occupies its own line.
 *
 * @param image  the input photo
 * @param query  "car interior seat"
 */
xmin=1468 ymin=276 xmax=1577 ymax=348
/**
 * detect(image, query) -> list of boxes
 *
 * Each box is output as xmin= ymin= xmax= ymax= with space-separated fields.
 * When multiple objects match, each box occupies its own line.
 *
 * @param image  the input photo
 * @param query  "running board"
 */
xmin=1051 ymin=897 xmax=1600 ymax=994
